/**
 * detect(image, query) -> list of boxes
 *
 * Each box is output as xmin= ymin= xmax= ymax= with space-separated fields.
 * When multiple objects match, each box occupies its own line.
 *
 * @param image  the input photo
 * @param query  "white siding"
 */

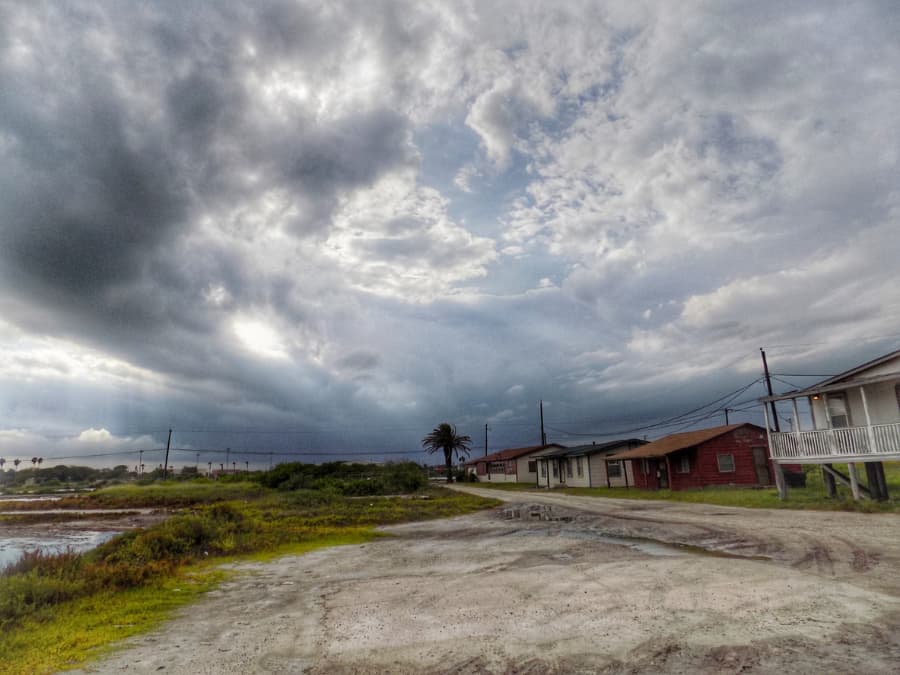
xmin=843 ymin=356 xmax=900 ymax=380
xmin=516 ymin=455 xmax=540 ymax=484
xmin=810 ymin=380 xmax=900 ymax=428
xmin=559 ymin=455 xmax=588 ymax=487
xmin=588 ymin=454 xmax=634 ymax=487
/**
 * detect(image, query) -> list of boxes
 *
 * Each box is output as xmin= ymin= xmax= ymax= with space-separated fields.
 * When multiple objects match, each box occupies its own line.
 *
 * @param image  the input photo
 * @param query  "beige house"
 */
xmin=533 ymin=439 xmax=646 ymax=489
xmin=466 ymin=444 xmax=563 ymax=483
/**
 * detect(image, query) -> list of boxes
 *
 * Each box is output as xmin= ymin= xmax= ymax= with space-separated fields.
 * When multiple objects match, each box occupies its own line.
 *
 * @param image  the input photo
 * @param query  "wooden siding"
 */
xmin=632 ymin=427 xmax=777 ymax=490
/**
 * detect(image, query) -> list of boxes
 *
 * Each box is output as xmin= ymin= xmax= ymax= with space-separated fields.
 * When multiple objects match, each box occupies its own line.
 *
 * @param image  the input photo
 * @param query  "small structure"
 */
xmin=760 ymin=348 xmax=900 ymax=500
xmin=610 ymin=424 xmax=784 ymax=490
xmin=533 ymin=439 xmax=646 ymax=488
xmin=466 ymin=444 xmax=563 ymax=483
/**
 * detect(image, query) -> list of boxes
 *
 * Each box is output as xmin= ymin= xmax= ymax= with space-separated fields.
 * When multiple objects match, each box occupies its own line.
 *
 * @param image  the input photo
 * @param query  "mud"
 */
xmin=68 ymin=488 xmax=900 ymax=674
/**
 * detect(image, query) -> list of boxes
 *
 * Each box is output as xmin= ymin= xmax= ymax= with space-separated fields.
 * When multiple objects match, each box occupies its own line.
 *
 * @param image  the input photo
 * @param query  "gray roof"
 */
xmin=532 ymin=438 xmax=646 ymax=459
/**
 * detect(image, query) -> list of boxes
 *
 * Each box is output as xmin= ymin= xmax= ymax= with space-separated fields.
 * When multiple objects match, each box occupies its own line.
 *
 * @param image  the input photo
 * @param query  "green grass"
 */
xmin=0 ymin=566 xmax=227 ymax=675
xmin=0 ymin=484 xmax=498 ymax=674
xmin=468 ymin=462 xmax=900 ymax=512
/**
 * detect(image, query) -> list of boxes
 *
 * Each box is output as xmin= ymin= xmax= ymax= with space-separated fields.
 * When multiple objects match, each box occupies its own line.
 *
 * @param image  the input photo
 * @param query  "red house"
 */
xmin=610 ymin=423 xmax=792 ymax=490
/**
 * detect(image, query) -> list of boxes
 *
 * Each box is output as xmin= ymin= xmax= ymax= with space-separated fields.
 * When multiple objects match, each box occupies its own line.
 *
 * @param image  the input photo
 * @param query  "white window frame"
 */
xmin=607 ymin=460 xmax=622 ymax=478
xmin=676 ymin=456 xmax=690 ymax=474
xmin=576 ymin=456 xmax=583 ymax=477
xmin=717 ymin=453 xmax=735 ymax=473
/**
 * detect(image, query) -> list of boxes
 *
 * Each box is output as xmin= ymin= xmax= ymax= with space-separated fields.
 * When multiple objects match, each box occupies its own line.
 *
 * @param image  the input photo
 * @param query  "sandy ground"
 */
xmin=68 ymin=487 xmax=900 ymax=674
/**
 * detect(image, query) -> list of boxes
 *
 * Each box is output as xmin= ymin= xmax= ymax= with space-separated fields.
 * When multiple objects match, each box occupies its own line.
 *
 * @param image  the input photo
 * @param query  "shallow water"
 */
xmin=0 ymin=531 xmax=118 ymax=568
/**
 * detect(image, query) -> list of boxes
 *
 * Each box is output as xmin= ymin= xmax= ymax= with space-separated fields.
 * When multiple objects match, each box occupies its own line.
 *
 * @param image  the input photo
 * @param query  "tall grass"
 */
xmin=0 ymin=484 xmax=497 ymax=646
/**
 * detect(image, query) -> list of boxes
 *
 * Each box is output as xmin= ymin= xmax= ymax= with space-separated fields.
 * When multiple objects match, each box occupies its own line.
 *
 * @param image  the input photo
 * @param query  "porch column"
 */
xmin=858 ymin=386 xmax=878 ymax=455
xmin=820 ymin=393 xmax=838 ymax=498
xmin=763 ymin=403 xmax=787 ymax=500
xmin=791 ymin=397 xmax=802 ymax=460
xmin=847 ymin=463 xmax=861 ymax=501
xmin=859 ymin=386 xmax=889 ymax=501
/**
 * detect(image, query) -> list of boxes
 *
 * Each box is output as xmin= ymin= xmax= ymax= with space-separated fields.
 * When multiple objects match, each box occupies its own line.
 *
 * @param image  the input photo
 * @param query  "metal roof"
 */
xmin=759 ymin=348 xmax=900 ymax=403
xmin=609 ymin=424 xmax=763 ymax=460
xmin=464 ymin=444 xmax=564 ymax=465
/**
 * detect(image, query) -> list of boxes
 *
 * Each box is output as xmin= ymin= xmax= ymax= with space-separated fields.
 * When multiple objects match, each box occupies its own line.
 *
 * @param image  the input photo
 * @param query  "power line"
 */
xmin=544 ymin=378 xmax=764 ymax=439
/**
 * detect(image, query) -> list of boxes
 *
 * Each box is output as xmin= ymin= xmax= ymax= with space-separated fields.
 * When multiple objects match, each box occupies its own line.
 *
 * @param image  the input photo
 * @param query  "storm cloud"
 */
xmin=1 ymin=1 xmax=898 ymax=466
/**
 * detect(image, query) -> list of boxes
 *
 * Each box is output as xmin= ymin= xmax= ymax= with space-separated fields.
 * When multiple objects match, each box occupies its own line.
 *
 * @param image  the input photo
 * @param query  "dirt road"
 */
xmin=71 ymin=488 xmax=900 ymax=674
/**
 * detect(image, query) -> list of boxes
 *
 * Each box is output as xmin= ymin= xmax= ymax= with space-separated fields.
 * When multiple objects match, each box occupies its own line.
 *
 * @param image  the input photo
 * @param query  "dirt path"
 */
xmin=69 ymin=490 xmax=900 ymax=674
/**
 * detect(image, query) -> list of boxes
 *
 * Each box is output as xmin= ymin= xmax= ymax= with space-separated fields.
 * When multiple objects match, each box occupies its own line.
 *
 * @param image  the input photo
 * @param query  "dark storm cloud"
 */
xmin=0 ymin=1 xmax=414 ymax=346
xmin=1 ymin=1 xmax=899 ymax=466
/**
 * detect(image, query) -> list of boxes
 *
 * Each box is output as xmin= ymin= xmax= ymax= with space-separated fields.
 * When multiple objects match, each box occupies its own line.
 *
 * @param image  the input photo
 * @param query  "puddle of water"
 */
xmin=557 ymin=528 xmax=689 ymax=557
xmin=0 ymin=531 xmax=119 ymax=569
xmin=512 ymin=526 xmax=766 ymax=560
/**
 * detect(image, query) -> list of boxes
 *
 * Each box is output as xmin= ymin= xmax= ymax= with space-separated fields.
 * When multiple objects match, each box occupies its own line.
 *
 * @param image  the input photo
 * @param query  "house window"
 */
xmin=895 ymin=384 xmax=900 ymax=413
xmin=552 ymin=461 xmax=558 ymax=477
xmin=528 ymin=460 xmax=537 ymax=473
xmin=676 ymin=456 xmax=690 ymax=474
xmin=607 ymin=460 xmax=622 ymax=478
xmin=566 ymin=460 xmax=573 ymax=477
xmin=576 ymin=456 xmax=583 ymax=477
xmin=540 ymin=462 xmax=547 ymax=477
xmin=826 ymin=393 xmax=850 ymax=428
xmin=717 ymin=454 xmax=735 ymax=473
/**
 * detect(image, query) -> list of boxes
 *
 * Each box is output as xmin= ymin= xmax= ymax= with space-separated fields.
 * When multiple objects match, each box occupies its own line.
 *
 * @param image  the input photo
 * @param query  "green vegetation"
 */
xmin=0 ymin=462 xmax=498 ymax=674
xmin=471 ymin=462 xmax=900 ymax=512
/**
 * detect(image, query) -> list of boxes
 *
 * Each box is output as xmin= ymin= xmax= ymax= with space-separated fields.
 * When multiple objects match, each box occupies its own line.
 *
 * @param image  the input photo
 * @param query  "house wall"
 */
xmin=537 ymin=457 xmax=567 ymax=488
xmin=632 ymin=427 xmax=775 ymax=490
xmin=588 ymin=454 xmax=634 ymax=487
xmin=515 ymin=455 xmax=540 ymax=484
xmin=810 ymin=379 xmax=900 ymax=428
xmin=670 ymin=428 xmax=770 ymax=490
xmin=845 ymin=356 xmax=900 ymax=380
xmin=561 ymin=455 xmax=590 ymax=487
xmin=631 ymin=458 xmax=665 ymax=489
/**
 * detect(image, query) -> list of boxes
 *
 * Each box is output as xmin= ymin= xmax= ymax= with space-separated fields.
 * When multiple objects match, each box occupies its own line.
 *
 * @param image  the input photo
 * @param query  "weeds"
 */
xmin=0 ymin=474 xmax=498 ymax=673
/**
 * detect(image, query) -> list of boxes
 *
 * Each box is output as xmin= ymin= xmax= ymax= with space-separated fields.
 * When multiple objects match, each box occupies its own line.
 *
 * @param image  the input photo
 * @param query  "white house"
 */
xmin=760 ymin=348 xmax=900 ymax=500
xmin=533 ymin=439 xmax=645 ymax=489
xmin=466 ymin=444 xmax=563 ymax=483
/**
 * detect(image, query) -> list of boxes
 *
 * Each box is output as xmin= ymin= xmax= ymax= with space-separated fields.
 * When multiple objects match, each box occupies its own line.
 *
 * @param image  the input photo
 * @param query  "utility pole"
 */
xmin=540 ymin=400 xmax=547 ymax=445
xmin=163 ymin=429 xmax=172 ymax=480
xmin=139 ymin=450 xmax=143 ymax=476
xmin=723 ymin=408 xmax=732 ymax=425
xmin=484 ymin=423 xmax=489 ymax=457
xmin=760 ymin=349 xmax=780 ymax=433
xmin=760 ymin=348 xmax=788 ymax=499
xmin=225 ymin=447 xmax=230 ymax=473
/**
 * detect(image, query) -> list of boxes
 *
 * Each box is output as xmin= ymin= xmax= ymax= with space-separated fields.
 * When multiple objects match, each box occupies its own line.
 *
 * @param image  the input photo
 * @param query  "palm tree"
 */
xmin=37 ymin=458 xmax=43 ymax=468
xmin=13 ymin=458 xmax=21 ymax=471
xmin=422 ymin=423 xmax=472 ymax=483
xmin=0 ymin=458 xmax=5 ymax=471
xmin=31 ymin=457 xmax=38 ymax=467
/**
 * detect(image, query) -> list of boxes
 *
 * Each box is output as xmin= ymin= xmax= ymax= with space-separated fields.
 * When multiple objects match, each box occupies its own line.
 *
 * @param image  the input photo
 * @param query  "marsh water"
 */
xmin=0 ymin=530 xmax=119 ymax=568
xmin=0 ymin=495 xmax=120 ymax=568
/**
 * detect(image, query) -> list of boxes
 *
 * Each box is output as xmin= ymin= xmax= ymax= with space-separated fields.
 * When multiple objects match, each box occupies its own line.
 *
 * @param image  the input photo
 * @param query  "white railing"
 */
xmin=770 ymin=422 xmax=900 ymax=462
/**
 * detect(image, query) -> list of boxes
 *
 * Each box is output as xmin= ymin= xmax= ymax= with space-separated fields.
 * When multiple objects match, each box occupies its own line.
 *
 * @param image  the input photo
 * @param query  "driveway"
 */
xmin=71 ymin=488 xmax=900 ymax=674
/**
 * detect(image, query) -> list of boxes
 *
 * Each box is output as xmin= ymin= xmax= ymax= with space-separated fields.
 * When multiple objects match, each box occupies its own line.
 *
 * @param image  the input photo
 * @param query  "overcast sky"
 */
xmin=1 ymin=1 xmax=899 ymax=469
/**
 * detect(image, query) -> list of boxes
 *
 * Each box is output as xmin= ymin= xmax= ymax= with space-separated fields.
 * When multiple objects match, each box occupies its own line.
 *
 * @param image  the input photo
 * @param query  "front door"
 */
xmin=657 ymin=460 xmax=668 ymax=489
xmin=752 ymin=447 xmax=771 ymax=485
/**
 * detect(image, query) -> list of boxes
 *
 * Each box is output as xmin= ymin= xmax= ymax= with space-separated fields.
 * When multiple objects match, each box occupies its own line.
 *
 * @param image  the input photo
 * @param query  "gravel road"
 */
xmin=69 ymin=487 xmax=900 ymax=674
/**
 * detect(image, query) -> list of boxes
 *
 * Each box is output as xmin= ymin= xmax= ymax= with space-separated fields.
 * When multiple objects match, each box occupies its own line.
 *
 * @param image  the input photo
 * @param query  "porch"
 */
xmin=769 ymin=422 xmax=900 ymax=463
